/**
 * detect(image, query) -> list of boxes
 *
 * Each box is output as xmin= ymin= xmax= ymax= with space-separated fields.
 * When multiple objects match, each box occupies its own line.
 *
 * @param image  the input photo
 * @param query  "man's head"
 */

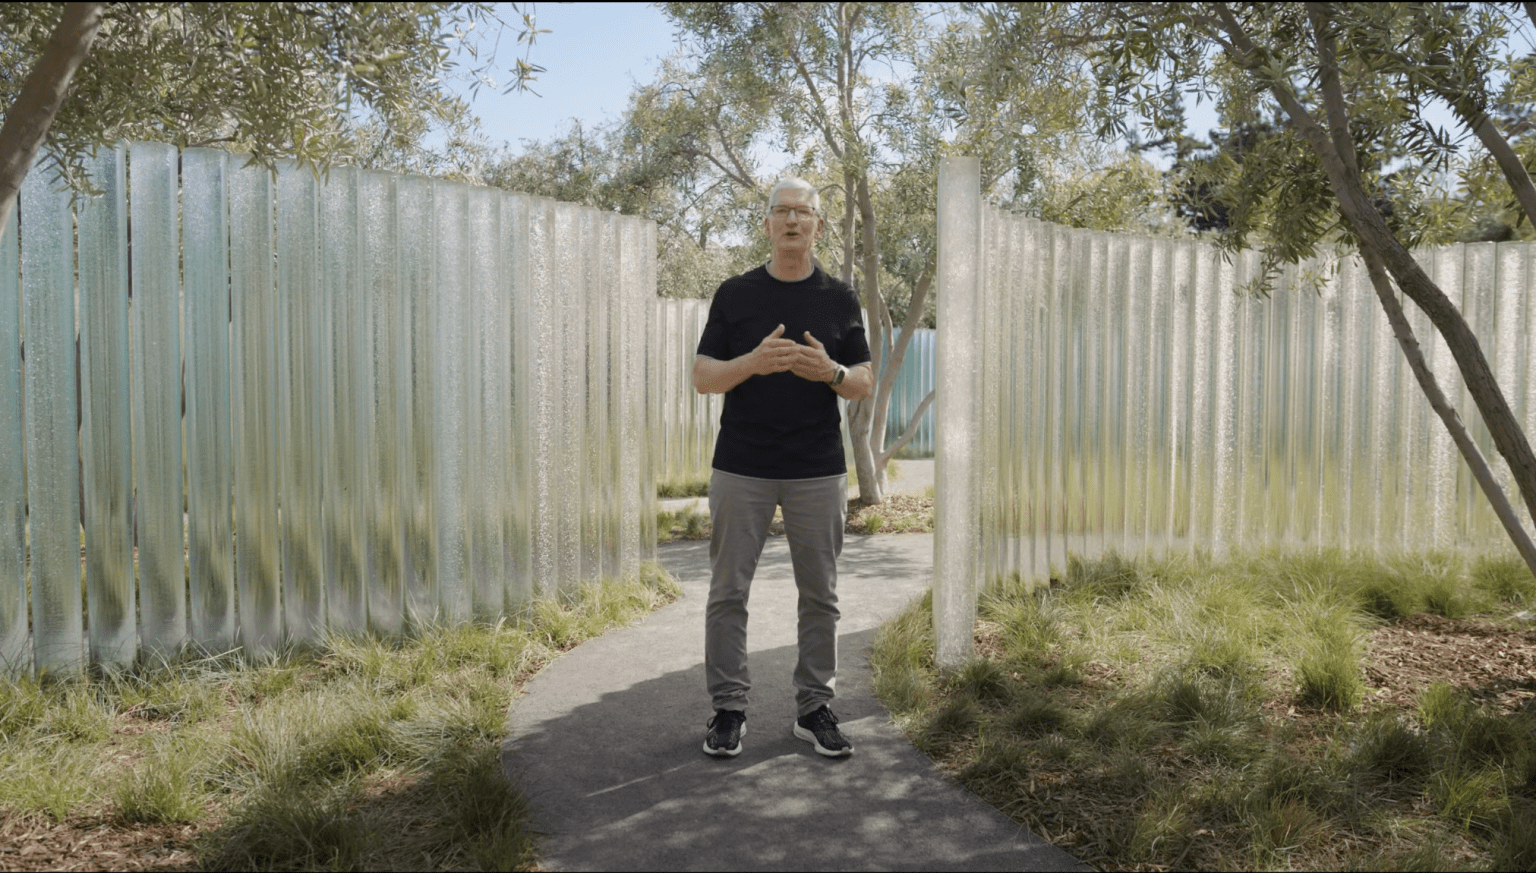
xmin=763 ymin=177 xmax=824 ymax=259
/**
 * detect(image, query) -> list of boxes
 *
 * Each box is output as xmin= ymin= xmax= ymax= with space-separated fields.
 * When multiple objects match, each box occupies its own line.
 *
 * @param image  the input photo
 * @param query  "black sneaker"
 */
xmin=703 ymin=710 xmax=746 ymax=757
xmin=794 ymin=705 xmax=853 ymax=757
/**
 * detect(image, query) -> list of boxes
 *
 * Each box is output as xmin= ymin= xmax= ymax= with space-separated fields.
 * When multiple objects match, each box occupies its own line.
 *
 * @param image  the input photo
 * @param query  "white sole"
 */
xmin=702 ymin=723 xmax=745 ymax=757
xmin=793 ymin=722 xmax=853 ymax=757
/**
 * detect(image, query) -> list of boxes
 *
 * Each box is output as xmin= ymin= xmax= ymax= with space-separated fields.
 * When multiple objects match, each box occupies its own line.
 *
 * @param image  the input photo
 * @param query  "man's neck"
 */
xmin=766 ymin=252 xmax=815 ymax=282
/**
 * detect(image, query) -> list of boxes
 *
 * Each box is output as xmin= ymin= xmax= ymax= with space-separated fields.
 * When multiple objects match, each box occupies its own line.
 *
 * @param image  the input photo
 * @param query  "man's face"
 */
xmin=764 ymin=188 xmax=823 ymax=255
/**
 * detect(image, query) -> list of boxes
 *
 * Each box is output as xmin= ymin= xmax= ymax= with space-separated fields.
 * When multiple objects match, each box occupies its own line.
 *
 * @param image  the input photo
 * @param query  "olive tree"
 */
xmin=0 ymin=1 xmax=541 ymax=240
xmin=1086 ymin=1 xmax=1536 ymax=575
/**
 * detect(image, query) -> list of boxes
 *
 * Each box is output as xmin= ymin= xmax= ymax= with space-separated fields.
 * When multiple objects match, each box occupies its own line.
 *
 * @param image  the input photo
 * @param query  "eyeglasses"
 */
xmin=770 ymin=205 xmax=818 ymax=220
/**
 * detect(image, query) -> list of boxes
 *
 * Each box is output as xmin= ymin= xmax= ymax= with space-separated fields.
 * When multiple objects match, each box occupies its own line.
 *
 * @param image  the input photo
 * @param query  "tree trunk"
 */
xmin=851 ymin=174 xmax=886 ymax=503
xmin=0 ymin=2 xmax=106 ymax=240
xmin=1213 ymin=5 xmax=1536 ymax=575
xmin=1360 ymin=248 xmax=1536 ymax=574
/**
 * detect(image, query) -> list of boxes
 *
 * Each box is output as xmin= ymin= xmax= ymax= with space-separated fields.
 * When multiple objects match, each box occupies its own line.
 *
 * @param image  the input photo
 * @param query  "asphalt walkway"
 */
xmin=501 ymin=515 xmax=1085 ymax=871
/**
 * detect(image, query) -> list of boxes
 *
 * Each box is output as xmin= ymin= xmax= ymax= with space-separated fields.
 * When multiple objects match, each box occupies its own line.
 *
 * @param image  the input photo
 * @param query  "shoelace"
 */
xmin=803 ymin=708 xmax=838 ymax=732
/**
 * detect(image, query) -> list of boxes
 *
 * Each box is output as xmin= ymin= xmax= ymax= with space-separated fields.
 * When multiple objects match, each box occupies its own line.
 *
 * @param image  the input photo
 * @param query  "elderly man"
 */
xmin=692 ymin=177 xmax=874 ymax=758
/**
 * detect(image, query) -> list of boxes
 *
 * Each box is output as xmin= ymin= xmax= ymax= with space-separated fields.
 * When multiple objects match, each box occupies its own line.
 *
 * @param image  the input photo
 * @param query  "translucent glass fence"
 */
xmin=882 ymin=329 xmax=937 ymax=458
xmin=654 ymin=299 xmax=721 ymax=489
xmin=1 ymin=144 xmax=657 ymax=674
xmin=934 ymin=157 xmax=1536 ymax=666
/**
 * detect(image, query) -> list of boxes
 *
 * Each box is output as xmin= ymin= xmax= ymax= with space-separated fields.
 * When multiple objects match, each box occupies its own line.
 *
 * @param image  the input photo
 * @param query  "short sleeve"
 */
xmin=839 ymin=298 xmax=871 ymax=366
xmin=695 ymin=284 xmax=730 ymax=360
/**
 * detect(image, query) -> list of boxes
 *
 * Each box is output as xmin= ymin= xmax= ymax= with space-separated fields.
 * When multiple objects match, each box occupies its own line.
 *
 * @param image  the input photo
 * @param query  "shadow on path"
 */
xmin=502 ymin=534 xmax=1084 ymax=872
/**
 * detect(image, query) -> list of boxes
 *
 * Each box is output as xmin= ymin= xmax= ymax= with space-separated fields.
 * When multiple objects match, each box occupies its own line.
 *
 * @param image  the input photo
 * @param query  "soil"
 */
xmin=1362 ymin=611 xmax=1536 ymax=715
xmin=0 ymin=813 xmax=199 ymax=872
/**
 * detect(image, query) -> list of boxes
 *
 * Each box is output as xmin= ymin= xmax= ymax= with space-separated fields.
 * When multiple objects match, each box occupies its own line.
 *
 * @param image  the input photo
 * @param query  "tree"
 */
xmin=0 ymin=1 xmax=542 ymax=241
xmin=640 ymin=2 xmax=1132 ymax=503
xmin=1088 ymin=1 xmax=1536 ymax=577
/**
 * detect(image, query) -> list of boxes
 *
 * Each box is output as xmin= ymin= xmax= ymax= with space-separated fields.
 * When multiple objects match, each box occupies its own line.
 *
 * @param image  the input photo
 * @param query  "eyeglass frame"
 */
xmin=769 ymin=205 xmax=819 ymax=220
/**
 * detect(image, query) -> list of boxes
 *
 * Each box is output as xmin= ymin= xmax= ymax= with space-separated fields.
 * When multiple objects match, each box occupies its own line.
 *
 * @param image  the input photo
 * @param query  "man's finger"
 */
xmin=767 ymin=324 xmax=786 ymax=340
xmin=803 ymin=331 xmax=824 ymax=349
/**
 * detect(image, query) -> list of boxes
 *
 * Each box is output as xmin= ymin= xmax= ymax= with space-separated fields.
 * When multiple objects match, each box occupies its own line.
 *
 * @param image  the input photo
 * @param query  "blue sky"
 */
xmin=450 ymin=2 xmax=680 ymax=152
xmin=446 ymin=3 xmax=1469 ymax=172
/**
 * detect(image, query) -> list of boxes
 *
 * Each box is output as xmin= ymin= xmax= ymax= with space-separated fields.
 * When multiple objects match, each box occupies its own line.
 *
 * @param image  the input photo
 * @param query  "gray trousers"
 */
xmin=706 ymin=468 xmax=847 ymax=718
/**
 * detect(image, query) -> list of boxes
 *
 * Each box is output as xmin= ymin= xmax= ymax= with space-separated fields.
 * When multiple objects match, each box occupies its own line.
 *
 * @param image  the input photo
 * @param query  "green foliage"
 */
xmin=1063 ymin=550 xmax=1142 ymax=600
xmin=3 ymin=3 xmax=543 ymax=188
xmin=113 ymin=736 xmax=210 ymax=824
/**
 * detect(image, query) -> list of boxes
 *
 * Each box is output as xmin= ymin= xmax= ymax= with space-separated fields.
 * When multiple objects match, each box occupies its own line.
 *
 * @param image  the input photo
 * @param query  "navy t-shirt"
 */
xmin=696 ymin=265 xmax=872 ymax=479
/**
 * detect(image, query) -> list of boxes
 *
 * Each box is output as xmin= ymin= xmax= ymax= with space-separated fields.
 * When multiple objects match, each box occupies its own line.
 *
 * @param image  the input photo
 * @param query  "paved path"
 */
xmin=501 ymin=528 xmax=1084 ymax=872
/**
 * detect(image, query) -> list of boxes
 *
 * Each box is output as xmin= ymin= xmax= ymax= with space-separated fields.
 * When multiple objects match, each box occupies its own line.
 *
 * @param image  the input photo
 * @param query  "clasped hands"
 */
xmin=750 ymin=324 xmax=838 ymax=383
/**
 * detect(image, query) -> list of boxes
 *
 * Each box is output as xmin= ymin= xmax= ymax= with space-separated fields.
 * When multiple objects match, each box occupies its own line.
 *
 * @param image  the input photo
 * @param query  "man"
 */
xmin=692 ymin=177 xmax=874 ymax=759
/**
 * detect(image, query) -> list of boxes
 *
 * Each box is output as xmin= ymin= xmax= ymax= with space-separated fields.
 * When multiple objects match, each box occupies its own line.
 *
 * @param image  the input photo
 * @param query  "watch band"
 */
xmin=829 ymin=364 xmax=847 ymax=386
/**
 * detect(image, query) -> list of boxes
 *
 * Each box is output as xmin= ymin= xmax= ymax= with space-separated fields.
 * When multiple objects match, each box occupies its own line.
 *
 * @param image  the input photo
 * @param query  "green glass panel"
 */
xmin=275 ymin=161 xmax=325 ymax=644
xmin=22 ymin=160 xmax=84 ymax=672
xmin=0 ymin=195 xmax=25 ymax=673
xmin=230 ymin=162 xmax=281 ymax=654
xmin=78 ymin=146 xmax=135 ymax=667
xmin=183 ymin=149 xmax=235 ymax=649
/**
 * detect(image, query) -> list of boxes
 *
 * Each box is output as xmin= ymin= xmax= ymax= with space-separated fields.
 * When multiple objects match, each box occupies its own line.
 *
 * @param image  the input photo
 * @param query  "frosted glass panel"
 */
xmin=934 ymin=157 xmax=981 ymax=669
xmin=183 ymin=149 xmax=236 ymax=649
xmin=130 ymin=142 xmax=186 ymax=657
xmin=504 ymin=195 xmax=534 ymax=605
xmin=10 ymin=140 xmax=661 ymax=671
xmin=275 ymin=160 xmax=326 ymax=645
xmin=361 ymin=170 xmax=404 ymax=636
xmin=396 ymin=175 xmax=435 ymax=625
xmin=0 ymin=195 xmax=24 ymax=672
xmin=230 ymin=162 xmax=281 ymax=654
xmin=467 ymin=186 xmax=503 ymax=617
xmin=936 ymin=166 xmax=1536 ymax=654
xmin=23 ymin=162 xmax=84 ymax=672
xmin=320 ymin=167 xmax=366 ymax=634
xmin=432 ymin=181 xmax=469 ymax=621
xmin=78 ymin=148 xmax=135 ymax=668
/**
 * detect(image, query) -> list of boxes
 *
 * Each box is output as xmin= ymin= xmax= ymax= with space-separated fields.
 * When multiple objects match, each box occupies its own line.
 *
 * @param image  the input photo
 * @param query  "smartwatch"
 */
xmin=828 ymin=364 xmax=847 ymax=386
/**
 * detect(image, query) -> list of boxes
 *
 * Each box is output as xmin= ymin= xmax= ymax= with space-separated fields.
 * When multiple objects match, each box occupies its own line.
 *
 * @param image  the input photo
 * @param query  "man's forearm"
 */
xmin=694 ymin=355 xmax=756 ymax=394
xmin=832 ymin=363 xmax=873 ymax=400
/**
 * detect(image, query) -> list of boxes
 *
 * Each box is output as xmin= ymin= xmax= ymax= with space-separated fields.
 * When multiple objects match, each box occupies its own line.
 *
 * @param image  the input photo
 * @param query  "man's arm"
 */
xmin=693 ymin=324 xmax=800 ymax=394
xmin=831 ymin=362 xmax=873 ymax=401
xmin=793 ymin=332 xmax=874 ymax=400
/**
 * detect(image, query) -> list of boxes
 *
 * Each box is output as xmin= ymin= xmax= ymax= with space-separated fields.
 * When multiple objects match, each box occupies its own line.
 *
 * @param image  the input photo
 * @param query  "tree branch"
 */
xmin=880 ymin=388 xmax=936 ymax=464
xmin=1209 ymin=0 xmax=1536 ymax=538
xmin=0 ymin=2 xmax=106 ymax=238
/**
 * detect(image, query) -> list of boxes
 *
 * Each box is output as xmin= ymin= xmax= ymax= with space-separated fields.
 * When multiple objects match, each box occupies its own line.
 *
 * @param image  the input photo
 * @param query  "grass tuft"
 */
xmin=1293 ymin=606 xmax=1364 ymax=711
xmin=1064 ymin=550 xmax=1141 ymax=600
xmin=113 ymin=736 xmax=210 ymax=825
xmin=1472 ymin=554 xmax=1536 ymax=605
xmin=950 ymin=658 xmax=1013 ymax=704
xmin=657 ymin=476 xmax=710 ymax=499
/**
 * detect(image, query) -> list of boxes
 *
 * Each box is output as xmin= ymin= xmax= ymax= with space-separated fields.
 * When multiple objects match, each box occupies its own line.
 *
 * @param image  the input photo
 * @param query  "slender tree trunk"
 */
xmin=1360 ymin=248 xmax=1536 ymax=573
xmin=1212 ymin=3 xmax=1536 ymax=577
xmin=0 ymin=2 xmax=106 ymax=240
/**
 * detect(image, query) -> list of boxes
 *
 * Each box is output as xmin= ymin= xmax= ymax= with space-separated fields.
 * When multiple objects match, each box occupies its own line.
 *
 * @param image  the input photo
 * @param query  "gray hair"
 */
xmin=766 ymin=177 xmax=821 ymax=217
